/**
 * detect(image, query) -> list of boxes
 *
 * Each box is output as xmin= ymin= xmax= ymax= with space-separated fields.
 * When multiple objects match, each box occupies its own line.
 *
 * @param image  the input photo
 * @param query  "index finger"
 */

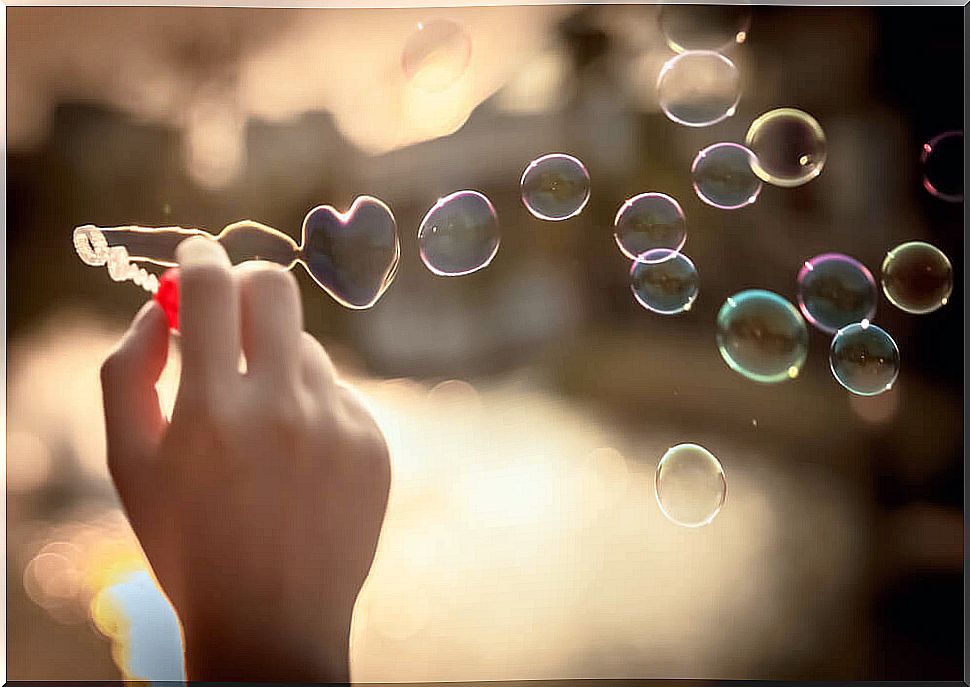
xmin=175 ymin=236 xmax=241 ymax=399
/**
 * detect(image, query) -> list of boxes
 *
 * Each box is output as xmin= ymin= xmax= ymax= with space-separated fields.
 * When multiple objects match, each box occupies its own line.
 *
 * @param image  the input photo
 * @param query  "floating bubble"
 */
xmin=658 ymin=4 xmax=752 ymax=53
xmin=520 ymin=153 xmax=591 ymax=221
xmin=880 ymin=241 xmax=953 ymax=314
xmin=657 ymin=50 xmax=740 ymax=127
xmin=830 ymin=321 xmax=900 ymax=396
xmin=745 ymin=108 xmax=827 ymax=187
xmin=716 ymin=289 xmax=809 ymax=384
xmin=419 ymin=190 xmax=500 ymax=276
xmin=921 ymin=131 xmax=963 ymax=202
xmin=655 ymin=443 xmax=726 ymax=528
xmin=402 ymin=20 xmax=472 ymax=93
xmin=691 ymin=142 xmax=762 ymax=209
xmin=614 ymin=193 xmax=687 ymax=262
xmin=631 ymin=249 xmax=699 ymax=314
xmin=796 ymin=253 xmax=877 ymax=334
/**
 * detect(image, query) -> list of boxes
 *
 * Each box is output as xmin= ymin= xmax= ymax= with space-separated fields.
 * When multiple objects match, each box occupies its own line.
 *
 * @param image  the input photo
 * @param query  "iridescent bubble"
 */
xmin=657 ymin=50 xmax=740 ymax=128
xmin=921 ymin=131 xmax=963 ymax=202
xmin=520 ymin=153 xmax=591 ymax=221
xmin=691 ymin=142 xmax=762 ymax=209
xmin=830 ymin=321 xmax=900 ymax=396
xmin=631 ymin=249 xmax=699 ymax=314
xmin=796 ymin=253 xmax=877 ymax=334
xmin=745 ymin=108 xmax=827 ymax=187
xmin=880 ymin=241 xmax=953 ymax=314
xmin=402 ymin=20 xmax=472 ymax=93
xmin=716 ymin=289 xmax=809 ymax=384
xmin=655 ymin=443 xmax=726 ymax=528
xmin=613 ymin=193 xmax=687 ymax=262
xmin=418 ymin=190 xmax=500 ymax=276
xmin=658 ymin=4 xmax=751 ymax=53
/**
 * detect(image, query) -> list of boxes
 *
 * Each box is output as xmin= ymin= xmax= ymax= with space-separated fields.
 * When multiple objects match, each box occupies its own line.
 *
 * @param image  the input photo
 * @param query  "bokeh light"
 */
xmin=796 ymin=253 xmax=877 ymax=334
xmin=691 ymin=142 xmax=762 ymax=210
xmin=520 ymin=153 xmax=591 ymax=221
xmin=830 ymin=321 xmax=900 ymax=396
xmin=655 ymin=443 xmax=727 ymax=528
xmin=418 ymin=190 xmax=500 ymax=276
xmin=657 ymin=50 xmax=740 ymax=127
xmin=880 ymin=241 xmax=953 ymax=314
xmin=613 ymin=193 xmax=687 ymax=262
xmin=716 ymin=290 xmax=809 ymax=384
xmin=630 ymin=249 xmax=699 ymax=315
xmin=745 ymin=108 xmax=827 ymax=187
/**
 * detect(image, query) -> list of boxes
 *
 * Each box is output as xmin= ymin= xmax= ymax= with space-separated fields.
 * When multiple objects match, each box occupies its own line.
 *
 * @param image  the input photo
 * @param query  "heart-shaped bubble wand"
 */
xmin=73 ymin=196 xmax=401 ymax=318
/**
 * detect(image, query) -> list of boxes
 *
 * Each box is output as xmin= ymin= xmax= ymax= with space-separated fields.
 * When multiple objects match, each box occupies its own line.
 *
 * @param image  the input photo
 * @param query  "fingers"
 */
xmin=236 ymin=262 xmax=303 ymax=385
xmin=300 ymin=331 xmax=338 ymax=392
xmin=175 ymin=236 xmax=241 ymax=401
xmin=101 ymin=299 xmax=170 ymax=480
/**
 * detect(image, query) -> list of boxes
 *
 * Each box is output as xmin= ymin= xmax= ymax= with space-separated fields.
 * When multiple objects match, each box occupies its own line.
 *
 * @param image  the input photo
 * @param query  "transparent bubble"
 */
xmin=402 ymin=20 xmax=472 ymax=93
xmin=631 ymin=249 xmax=699 ymax=314
xmin=657 ymin=50 xmax=740 ymax=128
xmin=830 ymin=321 xmax=900 ymax=396
xmin=880 ymin=241 xmax=953 ymax=314
xmin=691 ymin=142 xmax=762 ymax=209
xmin=716 ymin=289 xmax=809 ymax=384
xmin=520 ymin=153 xmax=591 ymax=221
xmin=419 ymin=190 xmax=500 ymax=276
xmin=797 ymin=253 xmax=877 ymax=334
xmin=655 ymin=443 xmax=726 ymax=528
xmin=659 ymin=4 xmax=752 ymax=53
xmin=745 ymin=108 xmax=827 ymax=187
xmin=613 ymin=193 xmax=687 ymax=261
xmin=921 ymin=131 xmax=963 ymax=202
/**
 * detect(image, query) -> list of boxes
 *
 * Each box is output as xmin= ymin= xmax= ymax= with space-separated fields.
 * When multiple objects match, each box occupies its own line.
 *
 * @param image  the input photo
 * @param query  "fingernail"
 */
xmin=175 ymin=234 xmax=230 ymax=267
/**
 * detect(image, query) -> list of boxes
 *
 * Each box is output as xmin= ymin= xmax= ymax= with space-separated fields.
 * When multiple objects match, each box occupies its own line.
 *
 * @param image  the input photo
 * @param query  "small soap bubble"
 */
xmin=716 ymin=289 xmax=809 ymax=384
xmin=520 ymin=153 xmax=591 ymax=221
xmin=658 ymin=4 xmax=752 ymax=53
xmin=691 ymin=142 xmax=762 ymax=209
xmin=657 ymin=50 xmax=740 ymax=128
xmin=745 ymin=108 xmax=827 ymax=187
xmin=797 ymin=253 xmax=877 ymax=334
xmin=655 ymin=443 xmax=726 ymax=528
xmin=830 ymin=321 xmax=900 ymax=396
xmin=880 ymin=241 xmax=953 ymax=314
xmin=631 ymin=249 xmax=699 ymax=314
xmin=402 ymin=20 xmax=472 ymax=93
xmin=613 ymin=193 xmax=687 ymax=261
xmin=921 ymin=131 xmax=963 ymax=202
xmin=419 ymin=190 xmax=500 ymax=276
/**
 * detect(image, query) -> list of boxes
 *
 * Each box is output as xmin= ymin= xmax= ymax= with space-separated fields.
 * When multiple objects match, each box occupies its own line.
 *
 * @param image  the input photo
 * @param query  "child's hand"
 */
xmin=100 ymin=236 xmax=391 ymax=681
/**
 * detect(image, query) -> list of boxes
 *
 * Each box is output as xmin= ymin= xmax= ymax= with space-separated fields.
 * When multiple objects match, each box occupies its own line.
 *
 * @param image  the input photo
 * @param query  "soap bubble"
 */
xmin=797 ymin=253 xmax=877 ymax=334
xmin=880 ymin=241 xmax=953 ymax=314
xmin=691 ymin=142 xmax=762 ymax=209
xmin=716 ymin=289 xmax=809 ymax=384
xmin=921 ymin=131 xmax=963 ymax=202
xmin=613 ymin=193 xmax=687 ymax=262
xmin=745 ymin=108 xmax=827 ymax=187
xmin=418 ymin=190 xmax=500 ymax=276
xmin=655 ymin=443 xmax=726 ymax=528
xmin=402 ymin=20 xmax=472 ymax=93
xmin=631 ymin=249 xmax=699 ymax=314
xmin=830 ymin=321 xmax=900 ymax=396
xmin=657 ymin=50 xmax=740 ymax=127
xmin=520 ymin=153 xmax=591 ymax=221
xmin=659 ymin=4 xmax=752 ymax=53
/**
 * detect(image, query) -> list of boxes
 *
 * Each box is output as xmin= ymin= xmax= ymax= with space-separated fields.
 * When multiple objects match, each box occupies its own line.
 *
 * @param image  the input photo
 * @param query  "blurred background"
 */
xmin=5 ymin=3 xmax=964 ymax=681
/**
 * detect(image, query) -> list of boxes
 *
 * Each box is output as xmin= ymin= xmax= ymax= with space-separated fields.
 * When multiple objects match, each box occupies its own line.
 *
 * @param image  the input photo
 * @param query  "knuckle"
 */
xmin=100 ymin=347 xmax=128 ymax=386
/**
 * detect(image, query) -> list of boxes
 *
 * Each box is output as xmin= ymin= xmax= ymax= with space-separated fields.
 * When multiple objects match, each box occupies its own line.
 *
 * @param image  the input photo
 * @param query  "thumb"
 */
xmin=101 ymin=299 xmax=170 ymax=486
